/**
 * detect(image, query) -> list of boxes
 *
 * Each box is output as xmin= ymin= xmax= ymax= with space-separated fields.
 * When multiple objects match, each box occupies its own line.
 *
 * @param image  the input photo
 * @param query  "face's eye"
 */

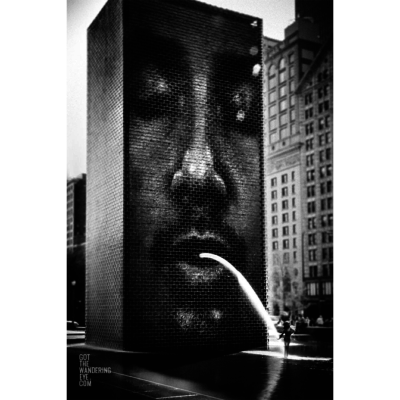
xmin=231 ymin=87 xmax=253 ymax=123
xmin=132 ymin=66 xmax=182 ymax=120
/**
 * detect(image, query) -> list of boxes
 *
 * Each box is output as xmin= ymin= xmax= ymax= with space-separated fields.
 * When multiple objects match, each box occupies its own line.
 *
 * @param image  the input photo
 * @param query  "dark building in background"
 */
xmin=262 ymin=1 xmax=333 ymax=321
xmin=295 ymin=0 xmax=333 ymax=42
xmin=67 ymin=173 xmax=86 ymax=249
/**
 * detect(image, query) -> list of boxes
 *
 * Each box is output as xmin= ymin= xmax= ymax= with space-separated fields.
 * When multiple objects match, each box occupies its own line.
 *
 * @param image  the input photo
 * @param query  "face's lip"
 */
xmin=171 ymin=230 xmax=230 ymax=267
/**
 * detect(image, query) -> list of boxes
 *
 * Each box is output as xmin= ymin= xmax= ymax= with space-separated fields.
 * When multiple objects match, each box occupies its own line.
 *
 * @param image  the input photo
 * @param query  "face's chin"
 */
xmin=146 ymin=222 xmax=246 ymax=335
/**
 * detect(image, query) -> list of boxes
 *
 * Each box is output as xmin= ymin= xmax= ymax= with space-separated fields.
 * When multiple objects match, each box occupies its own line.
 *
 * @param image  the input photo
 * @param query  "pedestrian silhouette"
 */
xmin=279 ymin=321 xmax=295 ymax=358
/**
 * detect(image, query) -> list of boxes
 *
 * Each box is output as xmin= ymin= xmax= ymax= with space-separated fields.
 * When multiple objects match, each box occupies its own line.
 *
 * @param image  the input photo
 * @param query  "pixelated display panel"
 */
xmin=86 ymin=0 xmax=124 ymax=348
xmin=87 ymin=0 xmax=266 ymax=351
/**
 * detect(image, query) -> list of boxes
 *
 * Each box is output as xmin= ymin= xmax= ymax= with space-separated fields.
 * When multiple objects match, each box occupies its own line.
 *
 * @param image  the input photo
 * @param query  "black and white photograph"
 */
xmin=66 ymin=0 xmax=333 ymax=398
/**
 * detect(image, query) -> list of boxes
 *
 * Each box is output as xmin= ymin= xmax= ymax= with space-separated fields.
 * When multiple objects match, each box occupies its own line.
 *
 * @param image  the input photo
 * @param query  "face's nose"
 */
xmin=171 ymin=73 xmax=227 ymax=208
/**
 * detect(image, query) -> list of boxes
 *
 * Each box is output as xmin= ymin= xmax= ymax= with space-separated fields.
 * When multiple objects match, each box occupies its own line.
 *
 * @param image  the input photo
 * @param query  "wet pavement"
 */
xmin=67 ymin=337 xmax=333 ymax=400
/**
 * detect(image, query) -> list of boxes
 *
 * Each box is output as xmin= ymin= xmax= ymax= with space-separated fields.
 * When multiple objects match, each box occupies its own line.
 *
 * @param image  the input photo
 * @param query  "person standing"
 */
xmin=279 ymin=321 xmax=295 ymax=358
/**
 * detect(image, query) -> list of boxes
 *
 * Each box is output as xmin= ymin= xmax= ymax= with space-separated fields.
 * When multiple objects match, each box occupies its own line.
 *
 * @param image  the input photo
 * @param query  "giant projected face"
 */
xmin=125 ymin=1 xmax=264 ymax=348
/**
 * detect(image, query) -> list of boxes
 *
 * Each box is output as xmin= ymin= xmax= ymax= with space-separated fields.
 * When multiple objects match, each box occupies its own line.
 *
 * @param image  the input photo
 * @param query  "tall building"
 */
xmin=297 ymin=38 xmax=333 ymax=319
xmin=263 ymin=10 xmax=333 ymax=320
xmin=67 ymin=173 xmax=86 ymax=249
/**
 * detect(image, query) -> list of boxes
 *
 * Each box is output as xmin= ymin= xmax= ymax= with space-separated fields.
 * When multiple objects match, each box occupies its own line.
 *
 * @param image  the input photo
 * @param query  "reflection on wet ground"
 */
xmin=67 ymin=339 xmax=333 ymax=400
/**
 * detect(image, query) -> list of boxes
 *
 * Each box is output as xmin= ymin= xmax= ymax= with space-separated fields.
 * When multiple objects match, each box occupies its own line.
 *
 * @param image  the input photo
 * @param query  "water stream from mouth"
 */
xmin=199 ymin=253 xmax=279 ymax=338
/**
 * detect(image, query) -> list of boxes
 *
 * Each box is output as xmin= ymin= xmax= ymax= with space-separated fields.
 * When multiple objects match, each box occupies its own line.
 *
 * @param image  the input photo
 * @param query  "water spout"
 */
xmin=199 ymin=253 xmax=279 ymax=338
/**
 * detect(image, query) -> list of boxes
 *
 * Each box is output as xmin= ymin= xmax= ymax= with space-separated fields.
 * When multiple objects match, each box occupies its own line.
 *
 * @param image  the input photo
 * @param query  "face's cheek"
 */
xmin=128 ymin=119 xmax=178 ymax=255
xmin=224 ymin=136 xmax=262 ymax=253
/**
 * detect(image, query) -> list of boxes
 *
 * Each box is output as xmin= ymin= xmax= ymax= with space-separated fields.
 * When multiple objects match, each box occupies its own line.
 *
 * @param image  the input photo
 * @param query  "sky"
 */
xmin=67 ymin=0 xmax=294 ymax=178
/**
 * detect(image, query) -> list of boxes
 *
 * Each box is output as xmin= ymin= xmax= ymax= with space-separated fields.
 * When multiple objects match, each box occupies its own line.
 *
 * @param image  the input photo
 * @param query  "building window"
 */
xmin=320 ymin=166 xmax=326 ymax=178
xmin=322 ymin=248 xmax=328 ymax=260
xmin=290 ymin=124 xmax=296 ymax=135
xmin=272 ymin=215 xmax=278 ymax=225
xmin=282 ymin=174 xmax=288 ymax=184
xmin=283 ymin=239 xmax=290 ymax=249
xmin=292 ymin=224 xmax=296 ymax=234
xmin=318 ymin=103 xmax=324 ymax=114
xmin=322 ymin=281 xmax=332 ymax=295
xmin=309 ymin=249 xmax=317 ymax=261
xmin=321 ymin=215 xmax=328 ymax=227
xmin=308 ymin=217 xmax=316 ymax=229
xmin=325 ymin=115 xmax=331 ymax=128
xmin=307 ymin=282 xmax=319 ymax=296
xmin=291 ymin=171 xmax=295 ymax=181
xmin=324 ymin=84 xmax=330 ymax=96
xmin=307 ymin=170 xmax=315 ymax=182
xmin=292 ymin=184 xmax=295 ymax=194
xmin=269 ymin=118 xmax=277 ymax=130
xmin=305 ymin=122 xmax=314 ymax=135
xmin=271 ymin=190 xmax=277 ymax=200
xmin=318 ymin=118 xmax=325 ymax=130
xmin=283 ymin=226 xmax=289 ymax=236
xmin=290 ymin=95 xmax=295 ymax=107
xmin=305 ymin=93 xmax=313 ymax=105
xmin=292 ymin=198 xmax=296 ymax=207
xmin=319 ymin=150 xmax=325 ymax=163
xmin=269 ymin=90 xmax=276 ymax=103
xmin=305 ymin=107 xmax=314 ymax=119
xmin=272 ymin=241 xmax=279 ymax=250
xmin=319 ymin=134 xmax=325 ymax=146
xmin=293 ymin=251 xmax=297 ymax=262
xmin=309 ymin=265 xmax=317 ymax=277
xmin=324 ymin=100 xmax=330 ymax=111
xmin=321 ymin=198 xmax=326 ymax=211
xmin=281 ymin=127 xmax=288 ymax=139
xmin=272 ymin=203 xmax=278 ymax=212
xmin=269 ymin=104 xmax=277 ymax=117
xmin=306 ymin=154 xmax=314 ymax=166
xmin=307 ymin=185 xmax=315 ymax=197
xmin=271 ymin=177 xmax=277 ymax=187
xmin=280 ymin=113 xmax=288 ymax=126
xmin=325 ymin=132 xmax=332 ymax=144
xmin=279 ymin=85 xmax=287 ymax=98
xmin=326 ymin=148 xmax=332 ymax=160
xmin=327 ymin=180 xmax=333 ymax=193
xmin=328 ymin=213 xmax=333 ymax=227
xmin=327 ymin=197 xmax=333 ymax=209
xmin=279 ymin=70 xmax=286 ymax=83
xmin=290 ymin=109 xmax=295 ymax=121
xmin=293 ymin=238 xmax=297 ymax=248
xmin=270 ymin=132 xmax=278 ymax=143
xmin=322 ymin=232 xmax=333 ymax=244
xmin=282 ymin=213 xmax=289 ymax=223
xmin=289 ymin=80 xmax=295 ymax=93
xmin=268 ymin=64 xmax=276 ymax=89
xmin=318 ymin=87 xmax=323 ymax=99
xmin=320 ymin=182 xmax=325 ymax=194
xmin=292 ymin=211 xmax=296 ymax=220
xmin=282 ymin=187 xmax=288 ymax=197
xmin=306 ymin=139 xmax=314 ymax=151
xmin=308 ymin=201 xmax=316 ymax=213
xmin=289 ymin=65 xmax=295 ymax=78
xmin=272 ymin=228 xmax=278 ymax=238
xmin=308 ymin=233 xmax=316 ymax=245
xmin=283 ymin=252 xmax=290 ymax=263
xmin=280 ymin=99 xmax=287 ymax=112
xmin=289 ymin=53 xmax=294 ymax=64
xmin=282 ymin=200 xmax=289 ymax=210
xmin=327 ymin=164 xmax=332 ymax=177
